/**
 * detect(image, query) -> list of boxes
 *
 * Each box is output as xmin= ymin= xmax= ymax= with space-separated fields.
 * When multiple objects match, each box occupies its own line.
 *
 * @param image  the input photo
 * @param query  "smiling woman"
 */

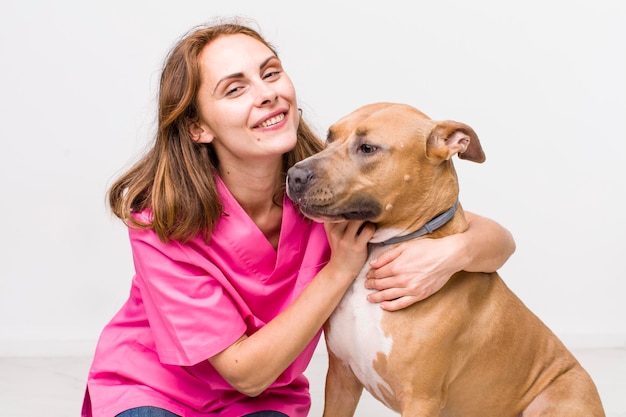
xmin=189 ymin=34 xmax=301 ymax=169
xmin=81 ymin=17 xmax=515 ymax=417
xmin=83 ymin=20 xmax=376 ymax=417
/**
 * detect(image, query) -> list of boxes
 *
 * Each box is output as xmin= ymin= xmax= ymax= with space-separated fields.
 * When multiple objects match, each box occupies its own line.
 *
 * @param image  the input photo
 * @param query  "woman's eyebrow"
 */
xmin=212 ymin=56 xmax=279 ymax=95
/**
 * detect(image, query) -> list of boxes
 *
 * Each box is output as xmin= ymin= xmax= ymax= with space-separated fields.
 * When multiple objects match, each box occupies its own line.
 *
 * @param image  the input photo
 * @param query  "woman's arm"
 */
xmin=364 ymin=211 xmax=515 ymax=311
xmin=209 ymin=220 xmax=375 ymax=397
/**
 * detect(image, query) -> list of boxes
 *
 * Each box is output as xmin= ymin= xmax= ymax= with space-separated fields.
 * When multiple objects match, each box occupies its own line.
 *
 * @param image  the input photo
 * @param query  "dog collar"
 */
xmin=370 ymin=200 xmax=460 ymax=247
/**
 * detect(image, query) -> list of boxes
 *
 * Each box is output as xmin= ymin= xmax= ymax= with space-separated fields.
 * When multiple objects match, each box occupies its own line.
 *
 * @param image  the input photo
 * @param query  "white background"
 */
xmin=0 ymin=0 xmax=624 ymax=356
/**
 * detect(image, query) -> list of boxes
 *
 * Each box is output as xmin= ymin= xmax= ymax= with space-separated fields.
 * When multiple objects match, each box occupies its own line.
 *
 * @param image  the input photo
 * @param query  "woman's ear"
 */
xmin=188 ymin=122 xmax=214 ymax=143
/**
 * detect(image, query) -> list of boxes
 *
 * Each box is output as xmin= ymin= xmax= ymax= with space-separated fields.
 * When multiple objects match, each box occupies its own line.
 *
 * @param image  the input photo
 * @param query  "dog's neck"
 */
xmin=369 ymin=201 xmax=460 ymax=246
xmin=369 ymin=200 xmax=468 ymax=247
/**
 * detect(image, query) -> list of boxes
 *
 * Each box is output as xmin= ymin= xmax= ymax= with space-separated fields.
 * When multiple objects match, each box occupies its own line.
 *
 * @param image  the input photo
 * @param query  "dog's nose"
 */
xmin=286 ymin=165 xmax=314 ymax=196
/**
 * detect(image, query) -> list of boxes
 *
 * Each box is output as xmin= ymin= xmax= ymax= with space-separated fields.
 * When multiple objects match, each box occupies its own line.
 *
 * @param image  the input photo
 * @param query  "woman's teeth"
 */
xmin=259 ymin=113 xmax=285 ymax=128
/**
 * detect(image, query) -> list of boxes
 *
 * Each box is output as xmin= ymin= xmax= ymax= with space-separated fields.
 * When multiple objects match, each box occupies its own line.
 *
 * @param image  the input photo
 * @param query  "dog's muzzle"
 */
xmin=286 ymin=164 xmax=382 ymax=222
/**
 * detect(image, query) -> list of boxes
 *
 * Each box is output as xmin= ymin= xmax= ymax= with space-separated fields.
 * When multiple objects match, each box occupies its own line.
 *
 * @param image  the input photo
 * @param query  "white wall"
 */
xmin=1 ymin=0 xmax=624 ymax=356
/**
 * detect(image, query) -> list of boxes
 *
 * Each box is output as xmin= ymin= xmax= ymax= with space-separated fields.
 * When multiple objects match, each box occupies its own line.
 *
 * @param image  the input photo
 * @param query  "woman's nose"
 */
xmin=255 ymin=82 xmax=278 ymax=106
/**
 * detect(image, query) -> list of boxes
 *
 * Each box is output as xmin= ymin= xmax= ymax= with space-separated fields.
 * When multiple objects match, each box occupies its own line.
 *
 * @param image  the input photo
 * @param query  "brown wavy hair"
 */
xmin=107 ymin=18 xmax=324 ymax=243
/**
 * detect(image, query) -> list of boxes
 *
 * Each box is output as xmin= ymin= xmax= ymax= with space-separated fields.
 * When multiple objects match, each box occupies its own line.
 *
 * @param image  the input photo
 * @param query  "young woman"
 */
xmin=82 ymin=18 xmax=515 ymax=417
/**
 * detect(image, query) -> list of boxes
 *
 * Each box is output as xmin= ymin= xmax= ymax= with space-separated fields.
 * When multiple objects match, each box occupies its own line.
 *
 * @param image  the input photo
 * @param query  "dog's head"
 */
xmin=286 ymin=102 xmax=485 ymax=232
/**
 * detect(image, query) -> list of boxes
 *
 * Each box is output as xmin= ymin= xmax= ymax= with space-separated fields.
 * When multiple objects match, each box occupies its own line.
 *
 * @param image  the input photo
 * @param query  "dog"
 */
xmin=286 ymin=102 xmax=605 ymax=417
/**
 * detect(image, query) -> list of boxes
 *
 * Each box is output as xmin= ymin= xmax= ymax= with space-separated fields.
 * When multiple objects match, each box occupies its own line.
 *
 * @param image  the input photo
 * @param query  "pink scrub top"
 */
xmin=82 ymin=176 xmax=330 ymax=417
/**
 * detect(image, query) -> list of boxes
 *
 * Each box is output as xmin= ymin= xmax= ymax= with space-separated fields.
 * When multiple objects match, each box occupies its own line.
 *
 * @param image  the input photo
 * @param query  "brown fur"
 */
xmin=286 ymin=103 xmax=605 ymax=416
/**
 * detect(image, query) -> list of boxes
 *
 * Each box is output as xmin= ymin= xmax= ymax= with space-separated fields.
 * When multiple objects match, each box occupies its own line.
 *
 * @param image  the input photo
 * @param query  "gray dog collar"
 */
xmin=371 ymin=200 xmax=460 ymax=247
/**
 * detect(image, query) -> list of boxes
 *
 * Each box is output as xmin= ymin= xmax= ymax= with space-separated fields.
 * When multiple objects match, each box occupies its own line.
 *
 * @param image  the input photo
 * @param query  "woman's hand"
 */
xmin=325 ymin=220 xmax=376 ymax=283
xmin=365 ymin=237 xmax=462 ymax=310
xmin=364 ymin=212 xmax=515 ymax=311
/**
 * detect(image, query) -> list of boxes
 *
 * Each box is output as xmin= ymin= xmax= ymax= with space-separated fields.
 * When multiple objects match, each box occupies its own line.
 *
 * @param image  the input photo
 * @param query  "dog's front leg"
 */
xmin=322 ymin=349 xmax=363 ymax=417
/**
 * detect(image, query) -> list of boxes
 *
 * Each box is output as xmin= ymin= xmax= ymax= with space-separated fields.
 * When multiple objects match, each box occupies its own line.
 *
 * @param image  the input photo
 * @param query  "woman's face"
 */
xmin=192 ymin=34 xmax=300 ymax=168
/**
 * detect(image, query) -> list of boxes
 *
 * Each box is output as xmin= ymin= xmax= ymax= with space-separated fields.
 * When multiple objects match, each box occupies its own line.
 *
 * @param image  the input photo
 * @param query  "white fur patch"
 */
xmin=325 ymin=244 xmax=395 ymax=407
xmin=369 ymin=227 xmax=407 ymax=245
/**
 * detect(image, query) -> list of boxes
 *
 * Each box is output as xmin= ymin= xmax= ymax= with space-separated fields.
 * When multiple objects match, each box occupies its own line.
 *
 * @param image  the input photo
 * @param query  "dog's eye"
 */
xmin=359 ymin=144 xmax=378 ymax=154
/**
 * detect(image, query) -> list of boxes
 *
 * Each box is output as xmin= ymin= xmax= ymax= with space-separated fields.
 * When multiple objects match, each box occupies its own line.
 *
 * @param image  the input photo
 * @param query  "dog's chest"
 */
xmin=325 ymin=246 xmax=394 ymax=403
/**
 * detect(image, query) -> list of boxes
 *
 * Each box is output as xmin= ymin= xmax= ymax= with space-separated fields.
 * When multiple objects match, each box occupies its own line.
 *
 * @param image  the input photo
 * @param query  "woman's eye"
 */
xmin=225 ymin=85 xmax=244 ymax=96
xmin=359 ymin=144 xmax=378 ymax=154
xmin=263 ymin=70 xmax=281 ymax=80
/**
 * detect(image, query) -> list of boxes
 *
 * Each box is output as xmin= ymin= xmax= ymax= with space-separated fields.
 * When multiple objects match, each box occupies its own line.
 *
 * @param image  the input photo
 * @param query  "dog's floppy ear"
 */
xmin=426 ymin=121 xmax=486 ymax=163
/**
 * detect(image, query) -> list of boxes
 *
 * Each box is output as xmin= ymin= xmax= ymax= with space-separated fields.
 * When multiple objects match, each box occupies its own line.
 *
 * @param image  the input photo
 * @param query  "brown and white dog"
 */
xmin=286 ymin=102 xmax=605 ymax=417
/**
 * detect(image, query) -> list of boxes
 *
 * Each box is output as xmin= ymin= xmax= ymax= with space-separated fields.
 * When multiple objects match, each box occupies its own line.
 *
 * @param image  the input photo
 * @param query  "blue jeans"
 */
xmin=115 ymin=407 xmax=179 ymax=417
xmin=115 ymin=407 xmax=288 ymax=417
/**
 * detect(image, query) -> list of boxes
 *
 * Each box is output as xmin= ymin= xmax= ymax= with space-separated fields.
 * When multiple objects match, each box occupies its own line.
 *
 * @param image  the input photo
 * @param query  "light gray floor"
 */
xmin=1 ymin=347 xmax=625 ymax=417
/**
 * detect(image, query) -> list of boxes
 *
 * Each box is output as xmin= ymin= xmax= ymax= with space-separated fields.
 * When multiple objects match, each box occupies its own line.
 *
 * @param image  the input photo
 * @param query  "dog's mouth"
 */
xmin=294 ymin=199 xmax=382 ymax=223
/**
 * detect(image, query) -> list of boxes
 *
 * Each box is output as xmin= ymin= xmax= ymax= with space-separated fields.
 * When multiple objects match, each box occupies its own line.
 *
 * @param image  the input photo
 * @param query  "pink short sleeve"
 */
xmin=129 ymin=224 xmax=247 ymax=366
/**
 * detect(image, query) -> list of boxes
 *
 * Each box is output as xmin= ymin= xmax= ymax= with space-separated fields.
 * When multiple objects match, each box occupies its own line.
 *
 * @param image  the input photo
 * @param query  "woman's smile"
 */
xmin=256 ymin=111 xmax=286 ymax=129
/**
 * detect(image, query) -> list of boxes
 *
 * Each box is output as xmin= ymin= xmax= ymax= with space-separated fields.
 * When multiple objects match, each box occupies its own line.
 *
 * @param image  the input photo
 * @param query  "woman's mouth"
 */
xmin=257 ymin=112 xmax=285 ymax=128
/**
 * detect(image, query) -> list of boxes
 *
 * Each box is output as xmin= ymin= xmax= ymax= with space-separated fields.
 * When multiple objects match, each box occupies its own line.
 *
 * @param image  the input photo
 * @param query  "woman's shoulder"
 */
xmin=130 ymin=207 xmax=154 ymax=224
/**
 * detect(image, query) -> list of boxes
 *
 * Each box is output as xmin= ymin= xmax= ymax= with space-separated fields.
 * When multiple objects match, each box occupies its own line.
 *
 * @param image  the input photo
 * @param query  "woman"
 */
xmin=82 ymin=18 xmax=515 ymax=417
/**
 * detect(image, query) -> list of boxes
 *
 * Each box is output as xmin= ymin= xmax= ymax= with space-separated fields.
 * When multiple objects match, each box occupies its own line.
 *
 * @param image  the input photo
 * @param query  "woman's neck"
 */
xmin=218 ymin=161 xmax=284 ymax=248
